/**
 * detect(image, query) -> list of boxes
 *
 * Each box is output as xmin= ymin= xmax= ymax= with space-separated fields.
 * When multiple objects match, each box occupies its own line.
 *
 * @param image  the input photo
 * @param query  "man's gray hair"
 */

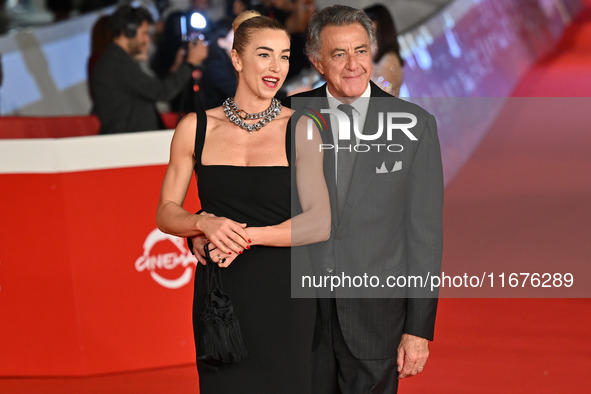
xmin=306 ymin=4 xmax=378 ymax=62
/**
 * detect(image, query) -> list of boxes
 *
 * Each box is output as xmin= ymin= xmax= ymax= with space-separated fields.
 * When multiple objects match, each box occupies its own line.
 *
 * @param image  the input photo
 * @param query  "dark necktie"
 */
xmin=336 ymin=103 xmax=356 ymax=214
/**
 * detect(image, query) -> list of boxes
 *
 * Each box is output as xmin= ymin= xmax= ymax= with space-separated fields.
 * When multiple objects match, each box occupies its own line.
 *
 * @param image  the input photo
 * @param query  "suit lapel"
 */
xmin=339 ymin=83 xmax=392 ymax=227
xmin=303 ymin=83 xmax=394 ymax=230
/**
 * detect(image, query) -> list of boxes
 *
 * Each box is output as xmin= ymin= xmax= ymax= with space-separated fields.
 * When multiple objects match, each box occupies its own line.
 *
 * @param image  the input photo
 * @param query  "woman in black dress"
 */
xmin=156 ymin=11 xmax=329 ymax=394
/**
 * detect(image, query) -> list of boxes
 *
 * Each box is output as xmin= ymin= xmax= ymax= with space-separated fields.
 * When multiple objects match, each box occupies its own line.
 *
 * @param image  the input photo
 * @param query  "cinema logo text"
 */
xmin=135 ymin=229 xmax=197 ymax=289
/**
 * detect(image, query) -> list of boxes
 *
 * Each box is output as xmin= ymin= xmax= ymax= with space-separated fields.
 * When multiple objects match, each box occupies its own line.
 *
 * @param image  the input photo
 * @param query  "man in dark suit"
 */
xmin=92 ymin=4 xmax=207 ymax=134
xmin=286 ymin=5 xmax=443 ymax=393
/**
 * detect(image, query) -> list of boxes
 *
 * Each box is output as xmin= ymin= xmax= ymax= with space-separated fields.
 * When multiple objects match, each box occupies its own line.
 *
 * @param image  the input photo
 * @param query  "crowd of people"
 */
xmin=87 ymin=0 xmax=319 ymax=133
xmin=86 ymin=0 xmax=403 ymax=134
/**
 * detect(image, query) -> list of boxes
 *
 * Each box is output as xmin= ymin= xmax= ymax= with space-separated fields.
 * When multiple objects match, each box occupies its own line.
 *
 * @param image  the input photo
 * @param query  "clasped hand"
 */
xmin=192 ymin=212 xmax=251 ymax=267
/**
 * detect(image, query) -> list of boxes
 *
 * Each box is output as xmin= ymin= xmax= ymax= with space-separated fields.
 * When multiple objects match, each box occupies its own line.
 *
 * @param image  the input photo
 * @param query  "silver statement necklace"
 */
xmin=223 ymin=97 xmax=282 ymax=134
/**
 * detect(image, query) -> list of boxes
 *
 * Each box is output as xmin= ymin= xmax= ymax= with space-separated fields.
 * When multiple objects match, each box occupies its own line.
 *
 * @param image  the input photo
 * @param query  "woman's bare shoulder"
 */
xmin=205 ymin=106 xmax=225 ymax=118
xmin=176 ymin=112 xmax=197 ymax=132
xmin=168 ymin=113 xmax=197 ymax=156
xmin=278 ymin=106 xmax=295 ymax=120
xmin=204 ymin=106 xmax=227 ymax=127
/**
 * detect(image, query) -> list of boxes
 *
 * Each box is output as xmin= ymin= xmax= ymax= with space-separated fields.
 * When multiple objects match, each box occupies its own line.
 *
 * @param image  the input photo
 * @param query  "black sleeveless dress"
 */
xmin=192 ymin=111 xmax=315 ymax=393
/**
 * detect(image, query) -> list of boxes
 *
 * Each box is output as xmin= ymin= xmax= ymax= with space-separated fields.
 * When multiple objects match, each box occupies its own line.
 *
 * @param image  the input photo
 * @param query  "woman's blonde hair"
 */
xmin=232 ymin=10 xmax=288 ymax=54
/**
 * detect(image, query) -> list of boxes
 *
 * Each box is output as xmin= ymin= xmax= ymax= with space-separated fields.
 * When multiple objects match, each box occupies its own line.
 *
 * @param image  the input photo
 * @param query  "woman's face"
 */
xmin=232 ymin=28 xmax=291 ymax=101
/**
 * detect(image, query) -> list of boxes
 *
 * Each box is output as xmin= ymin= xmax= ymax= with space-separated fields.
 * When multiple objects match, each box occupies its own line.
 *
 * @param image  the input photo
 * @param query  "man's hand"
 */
xmin=397 ymin=333 xmax=429 ymax=379
xmin=190 ymin=234 xmax=208 ymax=265
xmin=190 ymin=234 xmax=241 ymax=267
xmin=170 ymin=47 xmax=186 ymax=73
xmin=186 ymin=39 xmax=208 ymax=67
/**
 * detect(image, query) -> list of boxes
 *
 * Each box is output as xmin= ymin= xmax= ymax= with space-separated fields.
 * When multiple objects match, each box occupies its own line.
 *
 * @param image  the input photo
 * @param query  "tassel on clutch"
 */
xmin=197 ymin=243 xmax=248 ymax=365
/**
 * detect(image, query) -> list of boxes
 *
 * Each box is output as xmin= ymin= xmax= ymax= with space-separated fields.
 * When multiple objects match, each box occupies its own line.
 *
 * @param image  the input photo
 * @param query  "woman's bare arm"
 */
xmin=156 ymin=113 xmax=249 ymax=254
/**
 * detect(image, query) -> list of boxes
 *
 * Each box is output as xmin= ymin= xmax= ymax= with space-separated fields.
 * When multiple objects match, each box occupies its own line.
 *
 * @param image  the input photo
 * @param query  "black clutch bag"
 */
xmin=197 ymin=243 xmax=248 ymax=366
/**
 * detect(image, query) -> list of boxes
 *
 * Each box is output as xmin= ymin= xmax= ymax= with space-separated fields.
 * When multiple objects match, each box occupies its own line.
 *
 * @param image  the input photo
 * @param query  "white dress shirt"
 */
xmin=326 ymin=84 xmax=371 ymax=181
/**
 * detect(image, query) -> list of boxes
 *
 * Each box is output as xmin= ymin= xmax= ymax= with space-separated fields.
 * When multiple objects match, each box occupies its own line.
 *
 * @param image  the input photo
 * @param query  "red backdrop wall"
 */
xmin=0 ymin=134 xmax=201 ymax=376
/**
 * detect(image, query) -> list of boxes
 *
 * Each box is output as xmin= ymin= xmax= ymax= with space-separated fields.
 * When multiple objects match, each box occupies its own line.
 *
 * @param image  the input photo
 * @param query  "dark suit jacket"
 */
xmin=285 ymin=82 xmax=443 ymax=360
xmin=91 ymin=43 xmax=193 ymax=134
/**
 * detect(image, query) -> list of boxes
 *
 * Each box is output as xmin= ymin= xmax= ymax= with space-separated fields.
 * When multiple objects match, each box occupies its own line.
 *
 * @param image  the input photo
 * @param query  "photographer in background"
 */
xmin=91 ymin=4 xmax=208 ymax=134
xmin=150 ymin=9 xmax=208 ymax=114
xmin=199 ymin=17 xmax=237 ymax=109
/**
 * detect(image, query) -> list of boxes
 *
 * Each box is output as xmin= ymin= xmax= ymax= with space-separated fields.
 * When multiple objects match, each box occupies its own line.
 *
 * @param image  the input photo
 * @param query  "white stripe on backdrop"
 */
xmin=0 ymin=130 xmax=173 ymax=174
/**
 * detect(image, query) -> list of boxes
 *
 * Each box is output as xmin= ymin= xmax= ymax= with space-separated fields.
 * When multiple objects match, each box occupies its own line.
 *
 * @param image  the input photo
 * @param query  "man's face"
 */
xmin=128 ymin=21 xmax=151 ymax=58
xmin=312 ymin=23 xmax=373 ymax=99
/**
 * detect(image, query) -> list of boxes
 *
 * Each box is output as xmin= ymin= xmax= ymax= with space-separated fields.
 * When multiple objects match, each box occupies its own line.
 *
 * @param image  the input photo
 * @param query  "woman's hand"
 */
xmin=206 ymin=243 xmax=240 ymax=268
xmin=198 ymin=212 xmax=251 ymax=255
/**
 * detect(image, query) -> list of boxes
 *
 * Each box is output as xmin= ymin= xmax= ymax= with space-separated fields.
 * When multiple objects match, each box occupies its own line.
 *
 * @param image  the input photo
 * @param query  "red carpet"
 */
xmin=511 ymin=2 xmax=591 ymax=97
xmin=2 ymin=1 xmax=591 ymax=393
xmin=401 ymin=2 xmax=591 ymax=392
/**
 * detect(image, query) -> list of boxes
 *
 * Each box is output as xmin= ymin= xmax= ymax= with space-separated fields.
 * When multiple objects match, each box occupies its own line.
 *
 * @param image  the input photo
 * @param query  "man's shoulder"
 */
xmin=282 ymin=84 xmax=325 ymax=107
xmin=291 ymin=86 xmax=325 ymax=98
xmin=370 ymin=85 xmax=433 ymax=119
xmin=377 ymin=96 xmax=432 ymax=117
xmin=93 ymin=44 xmax=137 ymax=83
xmin=96 ymin=44 xmax=132 ymax=68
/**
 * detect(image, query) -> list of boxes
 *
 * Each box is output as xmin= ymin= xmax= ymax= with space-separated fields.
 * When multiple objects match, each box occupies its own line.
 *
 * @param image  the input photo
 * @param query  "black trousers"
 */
xmin=311 ymin=299 xmax=399 ymax=394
